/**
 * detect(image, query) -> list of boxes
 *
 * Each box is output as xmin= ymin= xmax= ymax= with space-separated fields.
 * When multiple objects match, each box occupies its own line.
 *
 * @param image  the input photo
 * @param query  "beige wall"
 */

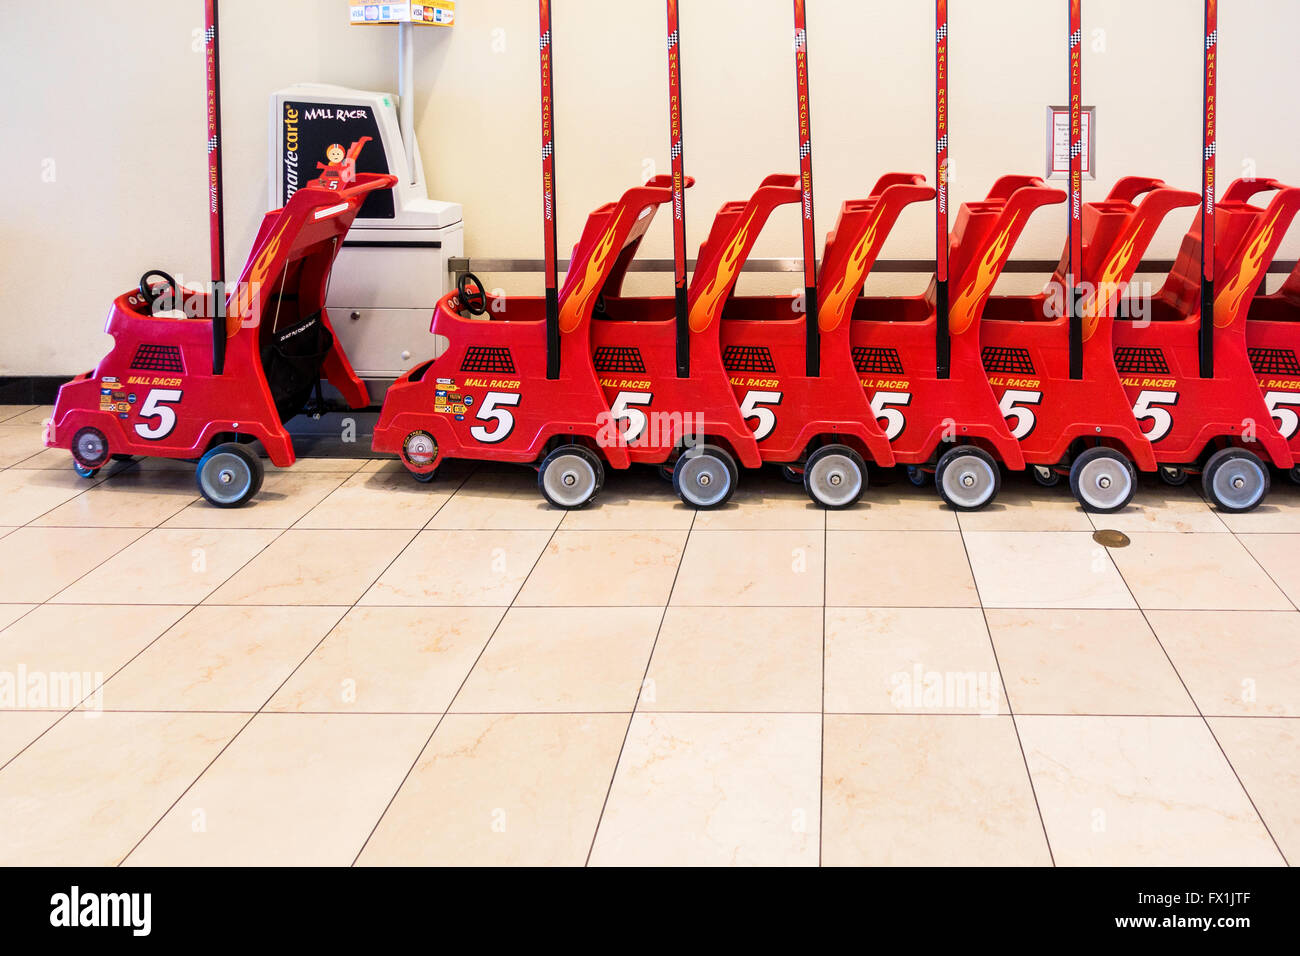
xmin=2 ymin=0 xmax=1297 ymax=375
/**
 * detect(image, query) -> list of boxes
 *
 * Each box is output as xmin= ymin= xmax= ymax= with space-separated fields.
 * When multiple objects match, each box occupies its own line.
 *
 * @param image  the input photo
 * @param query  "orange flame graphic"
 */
xmin=689 ymin=210 xmax=757 ymax=332
xmin=558 ymin=210 xmax=625 ymax=333
xmin=948 ymin=214 xmax=1018 ymax=335
xmin=1080 ymin=229 xmax=1139 ymax=339
xmin=819 ymin=220 xmax=879 ymax=332
xmin=1214 ymin=214 xmax=1277 ymax=328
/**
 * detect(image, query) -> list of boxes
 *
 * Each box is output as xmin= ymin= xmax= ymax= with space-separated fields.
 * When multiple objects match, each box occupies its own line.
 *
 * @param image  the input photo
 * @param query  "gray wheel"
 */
xmin=803 ymin=445 xmax=866 ymax=509
xmin=1069 ymin=447 xmax=1136 ymax=513
xmin=935 ymin=445 xmax=1000 ymax=511
xmin=1202 ymin=448 xmax=1269 ymax=513
xmin=196 ymin=442 xmax=263 ymax=508
xmin=673 ymin=444 xmax=737 ymax=509
xmin=538 ymin=445 xmax=604 ymax=510
xmin=906 ymin=465 xmax=930 ymax=487
xmin=1032 ymin=465 xmax=1061 ymax=487
xmin=1159 ymin=465 xmax=1189 ymax=487
xmin=72 ymin=426 xmax=108 ymax=471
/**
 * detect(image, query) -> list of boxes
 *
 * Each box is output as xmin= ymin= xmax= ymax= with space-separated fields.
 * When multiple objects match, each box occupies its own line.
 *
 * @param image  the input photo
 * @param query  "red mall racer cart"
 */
xmin=45 ymin=161 xmax=394 ymax=506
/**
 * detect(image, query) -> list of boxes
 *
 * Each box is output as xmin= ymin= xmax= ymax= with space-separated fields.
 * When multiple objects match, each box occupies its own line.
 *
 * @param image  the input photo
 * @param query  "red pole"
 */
xmin=793 ymin=0 xmax=819 ymax=376
xmin=1200 ymin=0 xmax=1217 ymax=377
xmin=935 ymin=0 xmax=950 ymax=378
xmin=668 ymin=0 xmax=690 ymax=377
xmin=205 ymin=0 xmax=227 ymax=374
xmin=1068 ymin=0 xmax=1083 ymax=379
xmin=540 ymin=0 xmax=560 ymax=379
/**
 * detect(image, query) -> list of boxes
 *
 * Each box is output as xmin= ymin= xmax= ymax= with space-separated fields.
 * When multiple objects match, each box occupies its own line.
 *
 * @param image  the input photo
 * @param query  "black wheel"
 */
xmin=781 ymin=464 xmax=804 ymax=484
xmin=803 ymin=445 xmax=867 ymax=509
xmin=1031 ymin=465 xmax=1062 ymax=488
xmin=71 ymin=426 xmax=109 ymax=472
xmin=658 ymin=461 xmax=676 ymax=483
xmin=1289 ymin=465 xmax=1300 ymax=486
xmin=196 ymin=442 xmax=264 ymax=508
xmin=410 ymin=468 xmax=438 ymax=484
xmin=538 ymin=445 xmax=604 ymax=510
xmin=1159 ymin=465 xmax=1189 ymax=487
xmin=935 ymin=445 xmax=1001 ymax=511
xmin=1069 ymin=447 xmax=1136 ymax=513
xmin=72 ymin=463 xmax=99 ymax=479
xmin=1202 ymin=448 xmax=1269 ymax=513
xmin=905 ymin=465 xmax=930 ymax=487
xmin=673 ymin=444 xmax=738 ymax=509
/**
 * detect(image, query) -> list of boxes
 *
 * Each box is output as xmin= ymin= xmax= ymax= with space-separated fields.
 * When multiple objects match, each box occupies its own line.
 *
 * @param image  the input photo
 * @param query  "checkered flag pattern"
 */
xmin=794 ymin=28 xmax=806 ymax=51
xmin=540 ymin=31 xmax=551 ymax=50
xmin=208 ymin=135 xmax=219 ymax=155
xmin=1205 ymin=143 xmax=1217 ymax=159
xmin=1206 ymin=30 xmax=1217 ymax=49
xmin=668 ymin=30 xmax=678 ymax=49
xmin=205 ymin=26 xmax=215 ymax=43
xmin=799 ymin=142 xmax=811 ymax=159
xmin=542 ymin=143 xmax=553 ymax=159
xmin=937 ymin=134 xmax=948 ymax=153
xmin=1070 ymin=142 xmax=1083 ymax=159
xmin=1070 ymin=29 xmax=1082 ymax=47
xmin=936 ymin=25 xmax=948 ymax=41
xmin=670 ymin=143 xmax=682 ymax=159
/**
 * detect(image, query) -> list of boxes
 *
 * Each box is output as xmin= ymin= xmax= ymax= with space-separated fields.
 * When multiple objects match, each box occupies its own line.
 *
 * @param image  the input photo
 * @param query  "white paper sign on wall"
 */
xmin=1046 ymin=106 xmax=1095 ymax=180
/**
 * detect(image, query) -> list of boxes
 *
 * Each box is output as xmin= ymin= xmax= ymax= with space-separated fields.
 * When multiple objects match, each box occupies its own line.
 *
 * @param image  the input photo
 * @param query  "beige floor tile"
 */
xmin=642 ymin=607 xmax=822 ymax=712
xmin=1111 ymin=533 xmax=1290 ymax=611
xmin=294 ymin=465 xmax=453 ymax=530
xmin=0 ymin=468 xmax=102 ymax=525
xmin=558 ymin=473 xmax=696 ymax=531
xmin=825 ymin=530 xmax=978 ymax=607
xmin=824 ymin=607 xmax=1003 ymax=714
xmin=963 ymin=531 xmax=1135 ymax=610
xmin=268 ymin=606 xmax=504 ymax=713
xmin=1017 ymin=715 xmax=1283 ymax=866
xmin=125 ymin=713 xmax=436 ymax=866
xmin=358 ymin=713 xmax=626 ymax=866
xmin=588 ymin=713 xmax=821 ymax=866
xmin=162 ymin=472 xmax=346 ymax=529
xmin=7 ymin=446 xmax=78 ymax=471
xmin=4 ymin=406 xmax=53 ymax=426
xmin=827 ymin=484 xmax=959 ymax=532
xmin=0 ymin=712 xmax=246 ymax=865
xmin=822 ymin=715 xmax=1051 ymax=866
xmin=0 ymin=711 xmax=62 ymax=766
xmin=0 ymin=527 xmax=144 ymax=603
xmin=1148 ymin=610 xmax=1300 ymax=717
xmin=362 ymin=530 xmax=552 ymax=606
xmin=453 ymin=606 xmax=659 ymax=713
xmin=671 ymin=530 xmax=824 ymax=607
xmin=53 ymin=528 xmax=277 ymax=605
xmin=1090 ymin=484 xmax=1228 ymax=534
xmin=0 ymin=425 xmax=50 ymax=469
xmin=0 ymin=604 xmax=35 ymax=631
xmin=33 ymin=470 xmax=198 ymax=527
xmin=96 ymin=606 xmax=344 ymax=712
xmin=956 ymin=488 xmax=1100 ymax=533
xmin=0 ymin=604 xmax=189 ymax=709
xmin=691 ymin=475 xmax=824 ymax=531
xmin=516 ymin=531 xmax=686 ymax=607
xmin=1239 ymin=534 xmax=1300 ymax=607
xmin=426 ymin=471 xmax=564 ymax=531
xmin=205 ymin=529 xmax=413 ymax=606
xmin=988 ymin=609 xmax=1195 ymax=716
xmin=0 ymin=405 xmax=37 ymax=424
xmin=1216 ymin=485 xmax=1300 ymax=533
xmin=266 ymin=456 xmax=371 ymax=474
xmin=1208 ymin=717 xmax=1300 ymax=864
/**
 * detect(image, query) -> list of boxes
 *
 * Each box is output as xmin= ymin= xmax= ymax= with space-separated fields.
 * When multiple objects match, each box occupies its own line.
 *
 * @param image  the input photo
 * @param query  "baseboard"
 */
xmin=0 ymin=376 xmax=67 ymax=405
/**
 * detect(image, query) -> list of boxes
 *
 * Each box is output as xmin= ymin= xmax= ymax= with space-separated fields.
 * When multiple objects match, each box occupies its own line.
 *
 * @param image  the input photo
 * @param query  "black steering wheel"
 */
xmin=139 ymin=270 xmax=180 ymax=313
xmin=457 ymin=272 xmax=488 ymax=316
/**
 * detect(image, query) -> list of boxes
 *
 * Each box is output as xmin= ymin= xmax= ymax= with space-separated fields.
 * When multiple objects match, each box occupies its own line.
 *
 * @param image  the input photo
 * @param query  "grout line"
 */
xmin=583 ymin=507 xmax=699 ymax=867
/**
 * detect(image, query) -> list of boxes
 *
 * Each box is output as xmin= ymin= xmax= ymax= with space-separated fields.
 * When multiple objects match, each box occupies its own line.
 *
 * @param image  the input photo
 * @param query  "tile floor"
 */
xmin=0 ymin=404 xmax=1297 ymax=866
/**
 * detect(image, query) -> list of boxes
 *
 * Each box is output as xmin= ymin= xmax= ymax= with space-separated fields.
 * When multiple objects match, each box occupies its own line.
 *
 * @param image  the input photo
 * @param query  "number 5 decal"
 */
xmin=1265 ymin=391 xmax=1300 ymax=440
xmin=870 ymin=391 xmax=912 ymax=441
xmin=134 ymin=389 xmax=183 ymax=440
xmin=610 ymin=391 xmax=653 ymax=444
xmin=999 ymin=389 xmax=1042 ymax=440
xmin=470 ymin=391 xmax=521 ymax=444
xmin=740 ymin=390 xmax=782 ymax=441
xmin=1132 ymin=389 xmax=1178 ymax=442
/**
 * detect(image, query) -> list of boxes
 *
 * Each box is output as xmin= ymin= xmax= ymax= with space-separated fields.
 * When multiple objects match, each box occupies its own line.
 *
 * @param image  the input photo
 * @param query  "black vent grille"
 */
xmin=130 ymin=344 xmax=184 ymax=373
xmin=981 ymin=347 xmax=1035 ymax=375
xmin=852 ymin=347 xmax=904 ymax=375
xmin=593 ymin=347 xmax=646 ymax=373
xmin=460 ymin=347 xmax=515 ymax=373
xmin=1114 ymin=347 xmax=1170 ymax=374
xmin=1249 ymin=348 xmax=1300 ymax=376
xmin=722 ymin=345 xmax=776 ymax=373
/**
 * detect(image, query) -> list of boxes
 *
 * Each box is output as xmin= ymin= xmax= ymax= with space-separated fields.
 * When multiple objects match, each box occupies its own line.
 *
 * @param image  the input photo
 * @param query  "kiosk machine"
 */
xmin=269 ymin=2 xmax=462 ymax=383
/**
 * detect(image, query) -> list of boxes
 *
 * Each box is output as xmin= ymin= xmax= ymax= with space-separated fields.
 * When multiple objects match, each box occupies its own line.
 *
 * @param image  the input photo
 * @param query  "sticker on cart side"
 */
xmin=870 ymin=390 xmax=912 ymax=441
xmin=133 ymin=388 xmax=183 ymax=440
xmin=740 ymin=390 xmax=782 ymax=442
xmin=469 ymin=391 xmax=521 ymax=444
xmin=1131 ymin=389 xmax=1179 ymax=443
xmin=998 ymin=389 xmax=1042 ymax=440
